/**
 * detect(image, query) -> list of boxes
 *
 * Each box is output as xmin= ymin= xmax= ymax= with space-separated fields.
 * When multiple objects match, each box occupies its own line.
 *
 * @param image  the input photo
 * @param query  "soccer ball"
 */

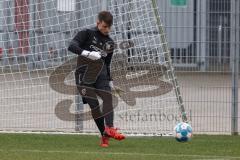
xmin=174 ymin=122 xmax=192 ymax=142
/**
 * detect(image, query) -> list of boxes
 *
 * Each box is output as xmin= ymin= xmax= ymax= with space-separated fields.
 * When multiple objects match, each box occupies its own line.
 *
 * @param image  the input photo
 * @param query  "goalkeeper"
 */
xmin=68 ymin=11 xmax=125 ymax=147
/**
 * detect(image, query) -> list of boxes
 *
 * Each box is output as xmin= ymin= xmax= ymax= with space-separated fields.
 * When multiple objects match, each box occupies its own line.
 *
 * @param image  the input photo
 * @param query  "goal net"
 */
xmin=0 ymin=0 xmax=185 ymax=136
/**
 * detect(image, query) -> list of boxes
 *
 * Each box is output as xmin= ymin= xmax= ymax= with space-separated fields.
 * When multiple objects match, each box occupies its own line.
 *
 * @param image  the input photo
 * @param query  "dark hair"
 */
xmin=98 ymin=11 xmax=113 ymax=27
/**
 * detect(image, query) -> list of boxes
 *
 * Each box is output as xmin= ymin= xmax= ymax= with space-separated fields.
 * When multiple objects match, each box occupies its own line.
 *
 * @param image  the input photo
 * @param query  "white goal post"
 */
xmin=0 ymin=0 xmax=187 ymax=136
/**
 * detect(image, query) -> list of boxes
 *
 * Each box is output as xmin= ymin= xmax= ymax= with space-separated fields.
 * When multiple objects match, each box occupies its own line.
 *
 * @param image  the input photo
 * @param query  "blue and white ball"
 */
xmin=174 ymin=122 xmax=192 ymax=142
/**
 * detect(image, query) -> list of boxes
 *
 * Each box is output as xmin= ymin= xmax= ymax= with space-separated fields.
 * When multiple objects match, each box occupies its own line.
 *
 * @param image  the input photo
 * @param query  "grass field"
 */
xmin=0 ymin=133 xmax=240 ymax=160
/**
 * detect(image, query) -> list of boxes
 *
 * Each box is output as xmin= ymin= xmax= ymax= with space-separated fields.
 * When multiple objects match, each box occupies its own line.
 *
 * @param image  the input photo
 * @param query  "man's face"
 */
xmin=97 ymin=20 xmax=111 ymax=36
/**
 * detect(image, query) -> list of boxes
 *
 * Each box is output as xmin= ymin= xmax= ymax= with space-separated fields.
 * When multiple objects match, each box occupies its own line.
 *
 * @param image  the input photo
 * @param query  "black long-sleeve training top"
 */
xmin=68 ymin=27 xmax=114 ymax=81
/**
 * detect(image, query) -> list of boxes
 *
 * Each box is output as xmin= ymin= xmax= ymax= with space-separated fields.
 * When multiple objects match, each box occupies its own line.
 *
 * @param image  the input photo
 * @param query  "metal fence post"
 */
xmin=231 ymin=0 xmax=239 ymax=135
xmin=75 ymin=0 xmax=84 ymax=132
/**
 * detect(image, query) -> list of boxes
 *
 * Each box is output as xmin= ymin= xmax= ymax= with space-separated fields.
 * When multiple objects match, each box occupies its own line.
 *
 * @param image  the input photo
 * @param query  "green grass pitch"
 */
xmin=0 ymin=133 xmax=240 ymax=160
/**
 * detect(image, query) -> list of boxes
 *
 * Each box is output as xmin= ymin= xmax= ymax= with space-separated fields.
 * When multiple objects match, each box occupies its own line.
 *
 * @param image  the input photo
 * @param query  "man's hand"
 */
xmin=109 ymin=81 xmax=125 ymax=95
xmin=81 ymin=50 xmax=101 ymax=60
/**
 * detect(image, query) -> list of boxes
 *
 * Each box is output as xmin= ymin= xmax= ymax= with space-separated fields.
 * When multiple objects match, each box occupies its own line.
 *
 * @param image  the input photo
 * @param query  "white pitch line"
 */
xmin=0 ymin=149 xmax=240 ymax=159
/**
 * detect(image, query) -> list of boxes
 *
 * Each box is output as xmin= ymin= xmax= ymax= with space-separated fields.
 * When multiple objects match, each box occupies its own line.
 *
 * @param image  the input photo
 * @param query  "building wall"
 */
xmin=0 ymin=0 xmax=238 ymax=68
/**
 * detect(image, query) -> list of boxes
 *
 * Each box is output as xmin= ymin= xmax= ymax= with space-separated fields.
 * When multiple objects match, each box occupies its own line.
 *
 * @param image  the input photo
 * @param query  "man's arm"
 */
xmin=68 ymin=30 xmax=101 ymax=60
xmin=68 ymin=30 xmax=88 ymax=55
xmin=105 ymin=52 xmax=113 ymax=80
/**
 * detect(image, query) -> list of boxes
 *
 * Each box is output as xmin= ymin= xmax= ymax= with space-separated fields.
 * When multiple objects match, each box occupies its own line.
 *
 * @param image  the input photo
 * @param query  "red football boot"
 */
xmin=104 ymin=127 xmax=125 ymax=141
xmin=100 ymin=136 xmax=109 ymax=147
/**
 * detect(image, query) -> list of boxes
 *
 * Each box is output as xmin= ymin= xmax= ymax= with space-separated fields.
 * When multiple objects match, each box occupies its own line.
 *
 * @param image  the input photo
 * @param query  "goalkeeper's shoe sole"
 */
xmin=100 ymin=136 xmax=109 ymax=147
xmin=104 ymin=127 xmax=125 ymax=141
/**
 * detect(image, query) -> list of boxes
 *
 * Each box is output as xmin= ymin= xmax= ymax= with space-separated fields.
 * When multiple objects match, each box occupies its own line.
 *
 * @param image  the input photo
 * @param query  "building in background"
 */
xmin=158 ymin=0 xmax=239 ymax=71
xmin=0 ymin=0 xmax=239 ymax=71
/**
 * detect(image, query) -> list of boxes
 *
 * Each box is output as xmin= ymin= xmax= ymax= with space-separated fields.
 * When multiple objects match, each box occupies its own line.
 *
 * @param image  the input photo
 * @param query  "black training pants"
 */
xmin=75 ymin=64 xmax=114 ymax=127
